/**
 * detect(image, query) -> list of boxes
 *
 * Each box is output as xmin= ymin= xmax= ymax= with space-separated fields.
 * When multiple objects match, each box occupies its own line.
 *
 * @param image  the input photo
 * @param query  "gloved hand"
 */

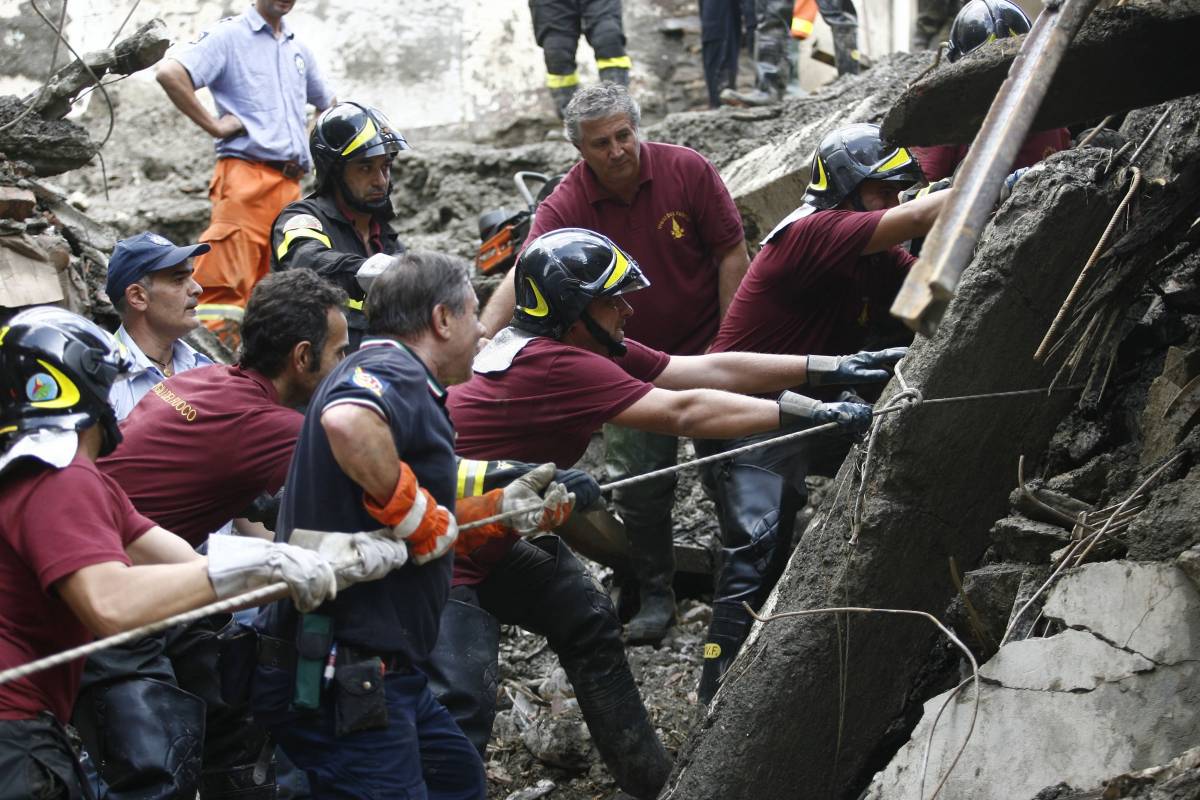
xmin=363 ymin=462 xmax=458 ymax=565
xmin=899 ymin=177 xmax=952 ymax=204
xmin=501 ymin=462 xmax=575 ymax=535
xmin=206 ymin=535 xmax=337 ymax=613
xmin=356 ymin=253 xmax=396 ymax=294
xmin=806 ymin=347 xmax=906 ymax=386
xmin=458 ymin=458 xmax=601 ymax=512
xmin=998 ymin=167 xmax=1030 ymax=204
xmin=552 ymin=468 xmax=601 ymax=511
xmin=777 ymin=390 xmax=873 ymax=435
xmin=289 ymin=528 xmax=409 ymax=591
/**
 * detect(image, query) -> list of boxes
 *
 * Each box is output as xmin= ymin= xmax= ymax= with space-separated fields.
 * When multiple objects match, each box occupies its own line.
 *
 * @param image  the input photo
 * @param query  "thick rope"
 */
xmin=0 ymin=381 xmax=1084 ymax=685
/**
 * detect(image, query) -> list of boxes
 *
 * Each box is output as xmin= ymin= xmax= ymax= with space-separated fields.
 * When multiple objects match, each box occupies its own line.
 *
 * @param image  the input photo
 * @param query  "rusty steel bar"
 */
xmin=891 ymin=0 xmax=1102 ymax=337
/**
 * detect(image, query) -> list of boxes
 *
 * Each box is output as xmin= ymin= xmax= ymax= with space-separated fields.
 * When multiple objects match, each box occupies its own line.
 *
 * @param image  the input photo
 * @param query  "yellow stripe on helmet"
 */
xmin=31 ymin=359 xmax=81 ymax=410
xmin=520 ymin=277 xmax=551 ymax=317
xmin=809 ymin=154 xmax=829 ymax=192
xmin=341 ymin=117 xmax=379 ymax=157
xmin=0 ymin=326 xmax=8 ymax=346
xmin=601 ymin=249 xmax=630 ymax=291
xmin=596 ymin=56 xmax=632 ymax=70
xmin=874 ymin=147 xmax=914 ymax=174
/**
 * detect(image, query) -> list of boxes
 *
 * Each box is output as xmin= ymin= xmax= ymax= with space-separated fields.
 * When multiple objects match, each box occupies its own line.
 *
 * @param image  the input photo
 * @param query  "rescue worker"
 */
xmin=272 ymin=101 xmax=408 ymax=350
xmin=697 ymin=122 xmax=949 ymax=702
xmin=73 ymin=269 xmax=349 ymax=800
xmin=910 ymin=0 xmax=1071 ymax=181
xmin=157 ymin=0 xmax=336 ymax=348
xmin=479 ymin=83 xmax=751 ymax=645
xmin=721 ymin=0 xmax=861 ymax=107
xmin=445 ymin=227 xmax=900 ymax=796
xmin=0 ymin=307 xmax=353 ymax=800
xmin=253 ymin=252 xmax=573 ymax=798
xmin=106 ymin=232 xmax=212 ymax=420
xmin=530 ymin=0 xmax=632 ymax=117
xmin=699 ymin=0 xmax=756 ymax=108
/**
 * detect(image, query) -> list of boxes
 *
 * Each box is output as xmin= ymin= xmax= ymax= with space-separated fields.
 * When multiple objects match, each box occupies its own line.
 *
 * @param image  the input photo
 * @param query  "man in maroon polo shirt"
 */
xmin=78 ymin=268 xmax=350 ymax=799
xmin=479 ymin=82 xmax=751 ymax=644
xmin=695 ymin=122 xmax=950 ymax=703
xmin=437 ymin=229 xmax=896 ymax=795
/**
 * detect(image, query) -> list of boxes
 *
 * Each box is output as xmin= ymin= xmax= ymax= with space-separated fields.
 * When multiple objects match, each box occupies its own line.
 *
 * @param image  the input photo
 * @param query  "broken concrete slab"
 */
xmin=991 ymin=515 xmax=1074 ymax=563
xmin=662 ymin=148 xmax=1135 ymax=800
xmin=946 ymin=562 xmax=1025 ymax=655
xmin=0 ymin=232 xmax=68 ymax=307
xmin=1035 ymin=745 xmax=1200 ymax=800
xmin=882 ymin=2 xmax=1200 ymax=147
xmin=866 ymin=560 xmax=1200 ymax=800
xmin=1043 ymin=561 xmax=1200 ymax=665
xmin=0 ymin=96 xmax=94 ymax=176
xmin=1140 ymin=347 xmax=1200 ymax=467
xmin=0 ymin=186 xmax=36 ymax=220
xmin=1119 ymin=461 xmax=1200 ymax=563
xmin=980 ymin=628 xmax=1153 ymax=691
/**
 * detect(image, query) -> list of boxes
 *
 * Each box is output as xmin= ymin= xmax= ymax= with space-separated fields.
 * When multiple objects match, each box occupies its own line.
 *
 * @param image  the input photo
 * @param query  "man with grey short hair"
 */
xmin=479 ymin=83 xmax=751 ymax=645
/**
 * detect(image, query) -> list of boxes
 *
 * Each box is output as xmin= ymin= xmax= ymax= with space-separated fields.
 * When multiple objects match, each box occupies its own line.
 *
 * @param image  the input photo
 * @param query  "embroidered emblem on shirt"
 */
xmin=656 ymin=211 xmax=691 ymax=240
xmin=25 ymin=373 xmax=57 ymax=402
xmin=294 ymin=53 xmax=306 ymax=76
xmin=282 ymin=214 xmax=322 ymax=233
xmin=351 ymin=366 xmax=386 ymax=397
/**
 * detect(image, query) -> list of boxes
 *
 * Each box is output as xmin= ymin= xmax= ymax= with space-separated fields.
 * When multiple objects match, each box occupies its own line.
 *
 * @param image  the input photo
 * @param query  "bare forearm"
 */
xmin=480 ymin=269 xmax=517 ymax=336
xmin=657 ymin=352 xmax=807 ymax=393
xmin=60 ymin=561 xmax=216 ymax=638
xmin=322 ymin=406 xmax=400 ymax=504
xmin=670 ymin=389 xmax=779 ymax=438
xmin=716 ymin=242 xmax=750 ymax=318
xmin=156 ymin=61 xmax=219 ymax=137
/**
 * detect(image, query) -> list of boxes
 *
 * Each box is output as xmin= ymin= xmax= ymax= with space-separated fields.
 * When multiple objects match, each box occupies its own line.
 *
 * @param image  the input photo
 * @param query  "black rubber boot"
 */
xmin=697 ymin=602 xmax=754 ymax=705
xmin=622 ymin=519 xmax=677 ymax=646
xmin=421 ymin=588 xmax=501 ymax=758
xmin=831 ymin=26 xmax=862 ymax=75
xmin=598 ymin=66 xmax=630 ymax=86
xmin=549 ymin=85 xmax=578 ymax=119
xmin=73 ymin=678 xmax=205 ymax=800
xmin=572 ymin=668 xmax=672 ymax=799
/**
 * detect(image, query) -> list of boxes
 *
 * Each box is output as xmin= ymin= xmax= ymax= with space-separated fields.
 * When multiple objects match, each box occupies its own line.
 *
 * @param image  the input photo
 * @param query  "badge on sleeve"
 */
xmin=351 ymin=366 xmax=386 ymax=398
xmin=282 ymin=214 xmax=322 ymax=233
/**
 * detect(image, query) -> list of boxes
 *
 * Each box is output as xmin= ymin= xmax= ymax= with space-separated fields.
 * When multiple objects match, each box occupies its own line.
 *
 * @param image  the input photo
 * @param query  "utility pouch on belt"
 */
xmin=293 ymin=614 xmax=333 ymax=710
xmin=334 ymin=659 xmax=389 ymax=737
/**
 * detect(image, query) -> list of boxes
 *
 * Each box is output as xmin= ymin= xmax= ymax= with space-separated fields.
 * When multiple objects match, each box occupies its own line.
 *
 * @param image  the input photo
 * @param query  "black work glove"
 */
xmin=806 ymin=347 xmax=906 ymax=387
xmin=899 ymin=177 xmax=952 ymax=204
xmin=777 ymin=391 xmax=873 ymax=435
xmin=240 ymin=489 xmax=283 ymax=531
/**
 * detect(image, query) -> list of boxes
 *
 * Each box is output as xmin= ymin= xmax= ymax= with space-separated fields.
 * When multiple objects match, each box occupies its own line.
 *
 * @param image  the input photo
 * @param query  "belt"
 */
xmin=224 ymin=156 xmax=306 ymax=180
xmin=338 ymin=644 xmax=414 ymax=675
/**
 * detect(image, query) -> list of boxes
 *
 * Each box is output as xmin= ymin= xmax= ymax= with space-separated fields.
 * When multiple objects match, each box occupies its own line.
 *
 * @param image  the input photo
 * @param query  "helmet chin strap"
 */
xmin=580 ymin=311 xmax=627 ymax=357
xmin=96 ymin=411 xmax=123 ymax=458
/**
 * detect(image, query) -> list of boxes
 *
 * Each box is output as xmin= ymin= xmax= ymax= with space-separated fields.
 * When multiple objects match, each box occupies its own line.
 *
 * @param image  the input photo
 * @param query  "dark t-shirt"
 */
xmin=447 ymin=336 xmax=669 ymax=586
xmin=526 ymin=141 xmax=745 ymax=355
xmin=99 ymin=365 xmax=302 ymax=546
xmin=912 ymin=128 xmax=1072 ymax=183
xmin=271 ymin=339 xmax=456 ymax=661
xmin=0 ymin=454 xmax=153 ymax=721
xmin=710 ymin=208 xmax=914 ymax=359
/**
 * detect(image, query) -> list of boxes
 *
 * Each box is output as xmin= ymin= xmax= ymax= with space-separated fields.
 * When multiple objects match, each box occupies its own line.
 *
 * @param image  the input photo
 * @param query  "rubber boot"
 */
xmin=200 ymin=761 xmax=276 ymax=800
xmin=73 ymin=678 xmax=205 ymax=800
xmin=598 ymin=66 xmax=630 ymax=86
xmin=572 ymin=668 xmax=672 ymax=799
xmin=622 ymin=518 xmax=677 ymax=646
xmin=549 ymin=85 xmax=577 ymax=119
xmin=831 ymin=26 xmax=861 ymax=75
xmin=697 ymin=602 xmax=754 ymax=705
xmin=421 ymin=589 xmax=501 ymax=758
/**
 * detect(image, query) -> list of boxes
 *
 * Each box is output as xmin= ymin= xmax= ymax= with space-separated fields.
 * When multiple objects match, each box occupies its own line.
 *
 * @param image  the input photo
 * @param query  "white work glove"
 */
xmin=206 ymin=535 xmax=337 ymax=613
xmin=501 ymin=462 xmax=576 ymax=535
xmin=356 ymin=253 xmax=396 ymax=293
xmin=288 ymin=528 xmax=409 ymax=591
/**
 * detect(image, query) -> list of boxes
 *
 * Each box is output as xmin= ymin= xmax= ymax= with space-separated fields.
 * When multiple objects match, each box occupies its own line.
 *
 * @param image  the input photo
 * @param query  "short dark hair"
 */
xmin=240 ymin=269 xmax=347 ymax=377
xmin=366 ymin=252 xmax=473 ymax=338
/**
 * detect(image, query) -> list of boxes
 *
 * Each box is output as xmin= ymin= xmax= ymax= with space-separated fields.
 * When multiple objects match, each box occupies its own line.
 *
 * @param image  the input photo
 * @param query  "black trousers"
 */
xmin=530 ymin=0 xmax=627 ymax=75
xmin=0 ymin=715 xmax=92 ymax=800
xmin=700 ymin=0 xmax=754 ymax=107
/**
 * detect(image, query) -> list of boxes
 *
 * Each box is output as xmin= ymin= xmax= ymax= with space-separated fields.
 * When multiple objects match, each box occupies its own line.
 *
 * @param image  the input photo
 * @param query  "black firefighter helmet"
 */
xmin=0 ymin=307 xmax=132 ymax=457
xmin=512 ymin=228 xmax=649 ymax=355
xmin=947 ymin=0 xmax=1032 ymax=62
xmin=801 ymin=123 xmax=924 ymax=210
xmin=310 ymin=101 xmax=410 ymax=211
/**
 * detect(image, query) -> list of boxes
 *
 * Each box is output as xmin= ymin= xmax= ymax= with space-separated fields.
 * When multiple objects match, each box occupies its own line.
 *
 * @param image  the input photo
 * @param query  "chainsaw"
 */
xmin=475 ymin=171 xmax=563 ymax=276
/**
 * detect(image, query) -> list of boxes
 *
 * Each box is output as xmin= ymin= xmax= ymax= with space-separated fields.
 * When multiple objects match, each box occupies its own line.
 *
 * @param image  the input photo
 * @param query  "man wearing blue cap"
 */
xmin=106 ymin=232 xmax=214 ymax=420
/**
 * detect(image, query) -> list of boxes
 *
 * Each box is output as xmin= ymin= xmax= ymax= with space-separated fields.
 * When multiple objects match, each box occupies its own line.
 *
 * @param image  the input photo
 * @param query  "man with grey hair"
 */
xmin=255 ymin=251 xmax=571 ymax=799
xmin=479 ymin=82 xmax=751 ymax=645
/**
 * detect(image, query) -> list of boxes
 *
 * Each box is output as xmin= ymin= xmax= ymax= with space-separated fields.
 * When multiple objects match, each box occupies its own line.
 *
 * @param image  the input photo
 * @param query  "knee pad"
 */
xmin=540 ymin=32 xmax=579 ymax=75
xmin=587 ymin=17 xmax=626 ymax=58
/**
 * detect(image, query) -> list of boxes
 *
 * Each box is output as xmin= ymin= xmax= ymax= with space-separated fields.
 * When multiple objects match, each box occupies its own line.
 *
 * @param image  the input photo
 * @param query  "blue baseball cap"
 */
xmin=105 ymin=232 xmax=211 ymax=302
